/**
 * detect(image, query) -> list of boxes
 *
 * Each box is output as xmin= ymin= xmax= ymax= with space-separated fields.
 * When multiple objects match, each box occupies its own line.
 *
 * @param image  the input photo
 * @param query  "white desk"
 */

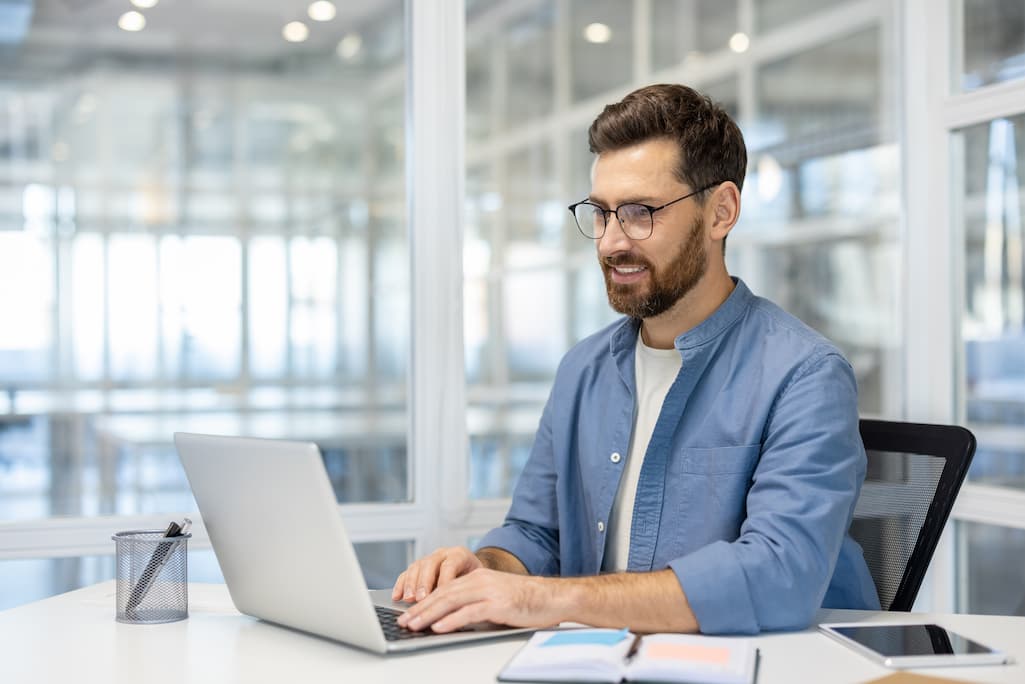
xmin=2 ymin=582 xmax=1023 ymax=684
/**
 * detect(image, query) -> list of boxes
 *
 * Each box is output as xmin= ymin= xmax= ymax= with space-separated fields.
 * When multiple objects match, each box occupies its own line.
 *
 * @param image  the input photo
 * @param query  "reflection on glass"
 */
xmin=702 ymin=78 xmax=740 ymax=123
xmin=956 ymin=521 xmax=1025 ymax=616
xmin=0 ymin=232 xmax=53 ymax=382
xmin=0 ymin=0 xmax=409 ymax=524
xmin=744 ymin=27 xmax=899 ymax=415
xmin=504 ymin=270 xmax=566 ymax=381
xmin=506 ymin=144 xmax=561 ymax=253
xmin=505 ymin=4 xmax=556 ymax=127
xmin=464 ymin=2 xmax=900 ymax=498
xmin=960 ymin=115 xmax=1025 ymax=491
xmin=467 ymin=43 xmax=494 ymax=144
xmin=570 ymin=0 xmax=633 ymax=102
xmin=754 ymin=0 xmax=846 ymax=34
xmin=108 ymin=235 xmax=159 ymax=380
xmin=651 ymin=0 xmax=738 ymax=69
xmin=959 ymin=0 xmax=1025 ymax=92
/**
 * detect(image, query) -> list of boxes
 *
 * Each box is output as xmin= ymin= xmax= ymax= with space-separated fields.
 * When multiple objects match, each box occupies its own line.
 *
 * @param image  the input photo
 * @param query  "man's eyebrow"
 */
xmin=587 ymin=195 xmax=657 ymax=207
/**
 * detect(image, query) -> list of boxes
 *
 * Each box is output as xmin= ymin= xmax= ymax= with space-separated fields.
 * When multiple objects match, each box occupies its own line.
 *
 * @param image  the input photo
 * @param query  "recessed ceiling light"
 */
xmin=130 ymin=0 xmax=158 ymax=8
xmin=307 ymin=1 xmax=336 ymax=22
xmin=336 ymin=33 xmax=362 ymax=60
xmin=283 ymin=21 xmax=310 ymax=43
xmin=729 ymin=32 xmax=750 ymax=53
xmin=583 ymin=22 xmax=612 ymax=44
xmin=118 ymin=11 xmax=146 ymax=32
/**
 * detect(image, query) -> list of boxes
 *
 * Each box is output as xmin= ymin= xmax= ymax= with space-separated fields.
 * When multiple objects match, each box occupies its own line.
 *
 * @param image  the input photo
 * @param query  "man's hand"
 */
xmin=391 ymin=546 xmax=483 ymax=603
xmin=396 ymin=568 xmax=558 ymax=633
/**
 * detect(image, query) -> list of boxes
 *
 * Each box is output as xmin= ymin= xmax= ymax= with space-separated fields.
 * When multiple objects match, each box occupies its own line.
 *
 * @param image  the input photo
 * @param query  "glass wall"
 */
xmin=0 ymin=1 xmax=411 ymax=606
xmin=951 ymin=0 xmax=1025 ymax=617
xmin=464 ymin=0 xmax=902 ymax=500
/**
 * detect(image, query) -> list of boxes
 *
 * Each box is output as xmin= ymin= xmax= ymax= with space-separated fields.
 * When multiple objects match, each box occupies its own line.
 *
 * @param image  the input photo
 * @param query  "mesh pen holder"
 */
xmin=112 ymin=529 xmax=191 ymax=624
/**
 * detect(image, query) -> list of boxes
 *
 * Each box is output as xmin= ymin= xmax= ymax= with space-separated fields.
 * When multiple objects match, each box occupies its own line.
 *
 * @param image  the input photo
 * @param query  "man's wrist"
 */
xmin=475 ymin=546 xmax=523 ymax=573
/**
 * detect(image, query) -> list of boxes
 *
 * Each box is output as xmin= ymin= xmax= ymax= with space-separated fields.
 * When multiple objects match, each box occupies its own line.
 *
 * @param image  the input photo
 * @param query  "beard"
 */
xmin=600 ymin=214 xmax=708 ymax=319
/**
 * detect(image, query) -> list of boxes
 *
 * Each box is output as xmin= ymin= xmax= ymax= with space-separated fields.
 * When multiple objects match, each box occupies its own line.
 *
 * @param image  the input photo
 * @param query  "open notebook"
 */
xmin=498 ymin=628 xmax=758 ymax=684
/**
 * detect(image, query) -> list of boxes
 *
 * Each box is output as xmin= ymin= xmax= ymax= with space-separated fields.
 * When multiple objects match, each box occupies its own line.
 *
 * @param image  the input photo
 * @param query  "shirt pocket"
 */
xmin=678 ymin=444 xmax=762 ymax=476
xmin=664 ymin=444 xmax=762 ymax=547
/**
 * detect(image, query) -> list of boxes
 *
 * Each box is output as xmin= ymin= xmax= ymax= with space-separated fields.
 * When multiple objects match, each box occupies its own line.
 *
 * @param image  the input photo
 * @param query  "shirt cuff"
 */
xmin=669 ymin=541 xmax=759 ymax=635
xmin=476 ymin=525 xmax=560 ymax=576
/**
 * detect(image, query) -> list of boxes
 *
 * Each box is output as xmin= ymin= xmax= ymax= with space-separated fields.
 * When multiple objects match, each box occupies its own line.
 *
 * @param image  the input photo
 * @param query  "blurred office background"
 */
xmin=0 ymin=0 xmax=1023 ymax=617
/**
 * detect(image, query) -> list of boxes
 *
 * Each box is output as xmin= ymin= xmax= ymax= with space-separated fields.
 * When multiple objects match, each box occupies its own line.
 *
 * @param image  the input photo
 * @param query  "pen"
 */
xmin=626 ymin=632 xmax=643 ymax=659
xmin=125 ymin=519 xmax=188 ymax=615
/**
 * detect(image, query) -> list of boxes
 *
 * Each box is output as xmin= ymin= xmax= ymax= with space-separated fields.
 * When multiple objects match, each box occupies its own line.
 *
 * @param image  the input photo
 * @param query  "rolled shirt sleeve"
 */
xmin=477 ymin=393 xmax=562 ymax=577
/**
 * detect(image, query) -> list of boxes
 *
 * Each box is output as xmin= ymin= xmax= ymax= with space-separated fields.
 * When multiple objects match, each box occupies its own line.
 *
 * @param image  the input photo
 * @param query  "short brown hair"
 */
xmin=588 ymin=84 xmax=747 ymax=197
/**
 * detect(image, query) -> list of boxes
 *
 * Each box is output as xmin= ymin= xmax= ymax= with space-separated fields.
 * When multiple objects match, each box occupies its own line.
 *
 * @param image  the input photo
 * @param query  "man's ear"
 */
xmin=707 ymin=182 xmax=741 ymax=241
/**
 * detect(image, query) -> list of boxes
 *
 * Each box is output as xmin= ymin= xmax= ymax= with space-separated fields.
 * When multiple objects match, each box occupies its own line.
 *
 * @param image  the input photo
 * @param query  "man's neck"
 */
xmin=639 ymin=269 xmax=735 ymax=349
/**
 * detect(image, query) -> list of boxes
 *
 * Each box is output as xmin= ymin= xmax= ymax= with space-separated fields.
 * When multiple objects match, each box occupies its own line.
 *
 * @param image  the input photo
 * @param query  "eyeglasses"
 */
xmin=567 ymin=182 xmax=721 ymax=240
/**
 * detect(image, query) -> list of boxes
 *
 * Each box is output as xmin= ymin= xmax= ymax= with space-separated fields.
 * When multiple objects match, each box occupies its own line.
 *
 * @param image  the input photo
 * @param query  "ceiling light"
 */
xmin=283 ymin=21 xmax=310 ymax=43
xmin=583 ymin=22 xmax=612 ymax=44
xmin=130 ymin=0 xmax=158 ymax=8
xmin=307 ymin=1 xmax=336 ymax=22
xmin=118 ymin=11 xmax=146 ymax=32
xmin=729 ymin=32 xmax=750 ymax=53
xmin=336 ymin=33 xmax=362 ymax=59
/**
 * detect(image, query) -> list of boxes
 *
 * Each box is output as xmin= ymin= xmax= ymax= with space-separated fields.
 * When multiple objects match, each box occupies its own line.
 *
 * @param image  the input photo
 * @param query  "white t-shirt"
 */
xmin=602 ymin=333 xmax=682 ymax=572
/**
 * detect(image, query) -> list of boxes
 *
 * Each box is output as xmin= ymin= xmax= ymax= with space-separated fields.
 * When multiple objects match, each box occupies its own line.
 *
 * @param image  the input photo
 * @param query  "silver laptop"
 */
xmin=174 ymin=432 xmax=533 ymax=653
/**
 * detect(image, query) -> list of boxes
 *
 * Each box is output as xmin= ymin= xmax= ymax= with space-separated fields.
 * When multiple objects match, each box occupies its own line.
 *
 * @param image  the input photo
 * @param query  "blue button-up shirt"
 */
xmin=478 ymin=278 xmax=880 ymax=634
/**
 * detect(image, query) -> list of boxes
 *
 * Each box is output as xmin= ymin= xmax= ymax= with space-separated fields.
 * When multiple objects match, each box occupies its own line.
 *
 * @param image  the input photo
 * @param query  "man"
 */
xmin=393 ymin=83 xmax=880 ymax=635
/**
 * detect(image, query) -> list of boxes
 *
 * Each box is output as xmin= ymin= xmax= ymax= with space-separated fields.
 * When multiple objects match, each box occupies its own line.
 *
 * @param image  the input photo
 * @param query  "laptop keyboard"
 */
xmin=375 ymin=604 xmax=436 ymax=641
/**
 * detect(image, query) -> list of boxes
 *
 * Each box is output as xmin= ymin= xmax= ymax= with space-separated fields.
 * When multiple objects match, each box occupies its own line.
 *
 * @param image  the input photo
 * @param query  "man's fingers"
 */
xmin=390 ymin=570 xmax=407 ymax=600
xmin=430 ymin=602 xmax=490 ymax=633
xmin=437 ymin=557 xmax=462 ymax=586
xmin=401 ymin=562 xmax=424 ymax=602
xmin=416 ymin=556 xmax=443 ymax=600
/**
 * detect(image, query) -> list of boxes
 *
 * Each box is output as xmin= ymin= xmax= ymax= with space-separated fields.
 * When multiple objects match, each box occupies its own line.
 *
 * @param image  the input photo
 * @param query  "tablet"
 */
xmin=818 ymin=622 xmax=1011 ymax=668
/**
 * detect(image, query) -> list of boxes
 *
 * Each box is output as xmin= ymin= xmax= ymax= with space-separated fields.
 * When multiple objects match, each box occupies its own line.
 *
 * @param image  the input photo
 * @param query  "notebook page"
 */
xmin=625 ymin=634 xmax=756 ymax=684
xmin=498 ymin=629 xmax=635 ymax=683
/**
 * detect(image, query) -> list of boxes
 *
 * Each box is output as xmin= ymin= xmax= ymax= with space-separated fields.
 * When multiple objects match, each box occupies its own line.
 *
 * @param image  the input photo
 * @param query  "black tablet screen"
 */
xmin=832 ymin=624 xmax=994 ymax=657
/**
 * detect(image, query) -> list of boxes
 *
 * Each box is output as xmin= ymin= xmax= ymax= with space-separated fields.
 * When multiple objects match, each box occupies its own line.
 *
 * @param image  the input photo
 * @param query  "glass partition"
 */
xmin=465 ymin=1 xmax=902 ymax=500
xmin=958 ymin=115 xmax=1025 ymax=493
xmin=0 ymin=0 xmax=409 ymax=598
xmin=958 ymin=0 xmax=1025 ymax=92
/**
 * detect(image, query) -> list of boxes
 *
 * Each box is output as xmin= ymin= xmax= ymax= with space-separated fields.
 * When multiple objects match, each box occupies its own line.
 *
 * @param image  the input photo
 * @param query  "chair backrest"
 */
xmin=849 ymin=419 xmax=975 ymax=611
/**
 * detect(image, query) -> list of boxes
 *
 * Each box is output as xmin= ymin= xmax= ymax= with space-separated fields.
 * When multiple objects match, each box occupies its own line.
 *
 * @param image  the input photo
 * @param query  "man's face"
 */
xmin=590 ymin=139 xmax=709 ymax=319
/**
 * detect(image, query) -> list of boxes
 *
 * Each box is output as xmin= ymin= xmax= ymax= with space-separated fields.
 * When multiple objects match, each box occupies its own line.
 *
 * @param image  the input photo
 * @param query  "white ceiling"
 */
xmin=14 ymin=0 xmax=396 ymax=66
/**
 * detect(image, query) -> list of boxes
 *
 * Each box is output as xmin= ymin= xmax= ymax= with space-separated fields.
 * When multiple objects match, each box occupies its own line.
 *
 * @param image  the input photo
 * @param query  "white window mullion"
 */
xmin=406 ymin=0 xmax=469 ymax=556
xmin=901 ymin=0 xmax=956 ymax=426
xmin=900 ymin=0 xmax=957 ymax=613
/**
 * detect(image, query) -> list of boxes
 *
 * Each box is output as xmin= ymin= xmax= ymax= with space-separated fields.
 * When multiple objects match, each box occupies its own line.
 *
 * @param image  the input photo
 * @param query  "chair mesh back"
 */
xmin=849 ymin=449 xmax=945 ymax=611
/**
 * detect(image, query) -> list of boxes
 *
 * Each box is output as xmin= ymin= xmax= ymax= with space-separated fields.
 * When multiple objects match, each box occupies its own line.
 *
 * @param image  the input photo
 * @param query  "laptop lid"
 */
xmin=174 ymin=432 xmax=530 ymax=654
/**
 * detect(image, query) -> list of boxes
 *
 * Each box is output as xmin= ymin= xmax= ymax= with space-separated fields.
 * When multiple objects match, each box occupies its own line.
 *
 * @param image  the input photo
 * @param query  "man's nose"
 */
xmin=597 ymin=213 xmax=633 ymax=256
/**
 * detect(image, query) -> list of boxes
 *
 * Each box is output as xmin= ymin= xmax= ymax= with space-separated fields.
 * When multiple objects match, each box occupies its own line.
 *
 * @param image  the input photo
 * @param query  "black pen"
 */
xmin=626 ymin=632 xmax=643 ymax=659
xmin=125 ymin=520 xmax=185 ymax=615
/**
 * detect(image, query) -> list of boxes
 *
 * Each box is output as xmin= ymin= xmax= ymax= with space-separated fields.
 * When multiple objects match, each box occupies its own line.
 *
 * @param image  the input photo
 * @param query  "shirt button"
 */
xmin=597 ymin=521 xmax=605 ymax=533
xmin=610 ymin=452 xmax=621 ymax=464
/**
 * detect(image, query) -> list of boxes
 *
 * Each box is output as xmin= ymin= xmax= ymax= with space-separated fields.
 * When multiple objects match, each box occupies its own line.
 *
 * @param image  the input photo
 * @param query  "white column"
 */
xmin=407 ymin=0 xmax=469 ymax=553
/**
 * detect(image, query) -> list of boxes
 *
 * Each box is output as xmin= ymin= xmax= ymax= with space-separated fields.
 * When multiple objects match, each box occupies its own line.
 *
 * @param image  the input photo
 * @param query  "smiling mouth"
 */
xmin=613 ymin=266 xmax=646 ymax=274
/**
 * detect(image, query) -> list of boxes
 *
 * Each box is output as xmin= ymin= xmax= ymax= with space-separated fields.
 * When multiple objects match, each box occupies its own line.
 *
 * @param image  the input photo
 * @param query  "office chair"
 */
xmin=848 ymin=419 xmax=976 ymax=611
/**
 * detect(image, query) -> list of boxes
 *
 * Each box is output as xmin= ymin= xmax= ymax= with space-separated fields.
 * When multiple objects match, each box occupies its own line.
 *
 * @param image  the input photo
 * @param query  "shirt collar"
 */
xmin=609 ymin=277 xmax=753 ymax=359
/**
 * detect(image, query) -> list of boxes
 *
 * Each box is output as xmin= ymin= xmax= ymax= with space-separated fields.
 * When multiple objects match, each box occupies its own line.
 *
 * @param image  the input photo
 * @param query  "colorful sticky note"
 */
xmin=541 ymin=629 xmax=630 ymax=647
xmin=643 ymin=642 xmax=732 ymax=665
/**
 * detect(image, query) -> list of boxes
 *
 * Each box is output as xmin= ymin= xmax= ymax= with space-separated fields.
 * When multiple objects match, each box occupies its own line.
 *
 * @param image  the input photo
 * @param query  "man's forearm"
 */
xmin=550 ymin=569 xmax=699 ymax=633
xmin=475 ymin=546 xmax=529 ymax=574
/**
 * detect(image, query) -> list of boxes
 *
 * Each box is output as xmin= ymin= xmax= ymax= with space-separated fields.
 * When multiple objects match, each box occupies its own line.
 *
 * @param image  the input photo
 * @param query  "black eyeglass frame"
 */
xmin=567 ymin=182 xmax=723 ymax=240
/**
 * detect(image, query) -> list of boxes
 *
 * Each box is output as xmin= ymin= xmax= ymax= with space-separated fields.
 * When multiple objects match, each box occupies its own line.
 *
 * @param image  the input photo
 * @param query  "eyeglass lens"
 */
xmin=573 ymin=203 xmax=652 ymax=239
